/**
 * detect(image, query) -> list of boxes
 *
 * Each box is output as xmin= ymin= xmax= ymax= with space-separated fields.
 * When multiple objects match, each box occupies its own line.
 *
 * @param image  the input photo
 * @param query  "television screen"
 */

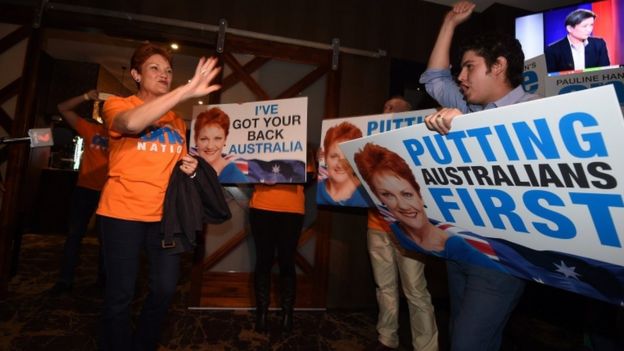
xmin=515 ymin=0 xmax=623 ymax=74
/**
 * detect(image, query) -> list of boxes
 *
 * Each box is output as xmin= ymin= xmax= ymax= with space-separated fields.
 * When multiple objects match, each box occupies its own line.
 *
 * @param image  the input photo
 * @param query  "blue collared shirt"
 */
xmin=419 ymin=68 xmax=539 ymax=113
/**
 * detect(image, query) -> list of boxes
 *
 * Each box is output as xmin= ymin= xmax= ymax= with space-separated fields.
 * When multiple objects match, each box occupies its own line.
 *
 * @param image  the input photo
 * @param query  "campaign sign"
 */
xmin=317 ymin=108 xmax=435 ymax=207
xmin=191 ymin=97 xmax=307 ymax=184
xmin=522 ymin=54 xmax=546 ymax=97
xmin=545 ymin=66 xmax=624 ymax=112
xmin=340 ymin=86 xmax=624 ymax=305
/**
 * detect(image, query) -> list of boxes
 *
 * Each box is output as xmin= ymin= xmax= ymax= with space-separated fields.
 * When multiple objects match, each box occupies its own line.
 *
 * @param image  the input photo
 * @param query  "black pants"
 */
xmin=249 ymin=208 xmax=303 ymax=302
xmin=59 ymin=186 xmax=103 ymax=285
xmin=99 ymin=216 xmax=180 ymax=351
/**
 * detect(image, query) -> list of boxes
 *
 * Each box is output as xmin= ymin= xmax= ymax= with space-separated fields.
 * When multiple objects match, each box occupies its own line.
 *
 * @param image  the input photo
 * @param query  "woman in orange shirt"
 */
xmin=97 ymin=43 xmax=220 ymax=351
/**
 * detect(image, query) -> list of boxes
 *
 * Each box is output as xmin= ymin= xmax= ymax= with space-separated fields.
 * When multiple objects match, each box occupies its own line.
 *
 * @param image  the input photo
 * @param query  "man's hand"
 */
xmin=424 ymin=108 xmax=463 ymax=135
xmin=445 ymin=1 xmax=476 ymax=27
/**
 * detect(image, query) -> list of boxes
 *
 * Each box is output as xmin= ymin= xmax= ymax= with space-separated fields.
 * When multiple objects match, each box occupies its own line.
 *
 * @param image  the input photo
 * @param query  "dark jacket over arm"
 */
xmin=161 ymin=157 xmax=232 ymax=254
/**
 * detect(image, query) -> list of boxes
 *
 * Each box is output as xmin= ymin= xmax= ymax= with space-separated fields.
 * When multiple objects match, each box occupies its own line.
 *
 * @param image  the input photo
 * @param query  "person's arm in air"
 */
xmin=57 ymin=89 xmax=99 ymax=130
xmin=422 ymin=1 xmax=476 ymax=135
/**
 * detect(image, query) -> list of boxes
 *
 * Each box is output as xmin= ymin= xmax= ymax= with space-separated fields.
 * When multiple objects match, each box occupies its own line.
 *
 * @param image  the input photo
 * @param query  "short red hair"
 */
xmin=130 ymin=43 xmax=172 ymax=72
xmin=323 ymin=121 xmax=362 ymax=152
xmin=194 ymin=108 xmax=230 ymax=141
xmin=354 ymin=143 xmax=421 ymax=197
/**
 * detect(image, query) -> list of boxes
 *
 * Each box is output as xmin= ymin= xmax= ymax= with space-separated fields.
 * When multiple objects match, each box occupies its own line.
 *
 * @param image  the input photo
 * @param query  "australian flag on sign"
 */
xmin=246 ymin=159 xmax=306 ymax=183
xmin=423 ymin=220 xmax=624 ymax=306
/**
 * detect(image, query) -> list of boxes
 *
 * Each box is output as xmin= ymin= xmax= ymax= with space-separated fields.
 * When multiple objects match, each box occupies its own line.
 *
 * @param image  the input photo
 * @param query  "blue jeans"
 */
xmin=99 ymin=216 xmax=180 ymax=351
xmin=59 ymin=186 xmax=103 ymax=285
xmin=447 ymin=260 xmax=525 ymax=351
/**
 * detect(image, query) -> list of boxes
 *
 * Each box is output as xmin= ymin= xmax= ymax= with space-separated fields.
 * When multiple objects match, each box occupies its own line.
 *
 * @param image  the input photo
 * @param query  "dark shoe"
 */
xmin=254 ymin=271 xmax=270 ymax=333
xmin=255 ymin=308 xmax=268 ymax=333
xmin=279 ymin=275 xmax=296 ymax=335
xmin=46 ymin=282 xmax=72 ymax=297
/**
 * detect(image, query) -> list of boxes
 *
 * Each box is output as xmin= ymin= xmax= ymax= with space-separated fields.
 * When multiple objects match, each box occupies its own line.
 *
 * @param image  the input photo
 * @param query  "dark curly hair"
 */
xmin=459 ymin=32 xmax=525 ymax=88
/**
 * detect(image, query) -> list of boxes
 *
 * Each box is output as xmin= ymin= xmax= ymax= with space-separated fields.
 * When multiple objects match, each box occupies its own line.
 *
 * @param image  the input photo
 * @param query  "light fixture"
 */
xmin=198 ymin=100 xmax=204 ymax=105
xmin=170 ymin=42 xmax=179 ymax=50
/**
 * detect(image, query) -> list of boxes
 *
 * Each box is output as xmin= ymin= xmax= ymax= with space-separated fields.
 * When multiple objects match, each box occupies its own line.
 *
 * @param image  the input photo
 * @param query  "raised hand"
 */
xmin=445 ymin=1 xmax=476 ymax=27
xmin=184 ymin=56 xmax=222 ymax=100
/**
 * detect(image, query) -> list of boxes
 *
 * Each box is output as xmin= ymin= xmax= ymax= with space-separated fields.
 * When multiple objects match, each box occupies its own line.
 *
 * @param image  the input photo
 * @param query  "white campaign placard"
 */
xmin=317 ymin=108 xmax=435 ymax=207
xmin=342 ymin=86 xmax=624 ymax=265
xmin=545 ymin=66 xmax=624 ymax=112
xmin=191 ymin=97 xmax=307 ymax=183
xmin=522 ymin=54 xmax=547 ymax=97
xmin=340 ymin=86 xmax=624 ymax=304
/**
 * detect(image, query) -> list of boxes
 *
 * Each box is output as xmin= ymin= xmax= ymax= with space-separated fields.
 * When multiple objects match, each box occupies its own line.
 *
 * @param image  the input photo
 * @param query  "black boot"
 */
xmin=280 ymin=275 xmax=296 ymax=334
xmin=254 ymin=272 xmax=270 ymax=333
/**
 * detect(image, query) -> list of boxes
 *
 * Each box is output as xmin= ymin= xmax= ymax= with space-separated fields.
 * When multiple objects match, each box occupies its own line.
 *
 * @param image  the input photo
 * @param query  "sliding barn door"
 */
xmin=190 ymin=34 xmax=339 ymax=309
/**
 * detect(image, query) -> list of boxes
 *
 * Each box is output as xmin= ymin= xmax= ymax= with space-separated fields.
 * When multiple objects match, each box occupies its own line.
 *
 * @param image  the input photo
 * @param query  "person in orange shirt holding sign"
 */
xmin=47 ymin=89 xmax=108 ymax=296
xmin=97 ymin=43 xmax=220 ymax=351
xmin=249 ymin=150 xmax=315 ymax=335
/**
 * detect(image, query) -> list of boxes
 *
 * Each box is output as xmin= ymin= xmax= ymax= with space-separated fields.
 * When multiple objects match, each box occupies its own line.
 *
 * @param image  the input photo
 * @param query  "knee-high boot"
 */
xmin=280 ymin=275 xmax=296 ymax=334
xmin=254 ymin=272 xmax=270 ymax=332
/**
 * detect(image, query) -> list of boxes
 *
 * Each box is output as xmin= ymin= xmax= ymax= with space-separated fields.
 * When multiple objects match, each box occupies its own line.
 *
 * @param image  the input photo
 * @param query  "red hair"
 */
xmin=130 ymin=43 xmax=172 ymax=72
xmin=194 ymin=108 xmax=230 ymax=141
xmin=323 ymin=121 xmax=363 ymax=152
xmin=354 ymin=143 xmax=421 ymax=197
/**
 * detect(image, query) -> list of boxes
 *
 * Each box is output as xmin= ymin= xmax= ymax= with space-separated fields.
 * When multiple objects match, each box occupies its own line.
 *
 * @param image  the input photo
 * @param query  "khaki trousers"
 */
xmin=367 ymin=228 xmax=439 ymax=350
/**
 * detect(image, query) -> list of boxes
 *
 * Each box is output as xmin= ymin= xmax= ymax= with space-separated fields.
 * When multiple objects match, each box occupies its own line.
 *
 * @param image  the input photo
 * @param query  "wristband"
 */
xmin=189 ymin=172 xmax=197 ymax=179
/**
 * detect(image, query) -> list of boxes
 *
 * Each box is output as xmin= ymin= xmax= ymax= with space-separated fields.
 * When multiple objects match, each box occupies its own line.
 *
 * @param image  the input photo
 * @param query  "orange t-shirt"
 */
xmin=367 ymin=209 xmax=392 ymax=232
xmin=249 ymin=184 xmax=305 ymax=215
xmin=96 ymin=95 xmax=187 ymax=222
xmin=74 ymin=118 xmax=108 ymax=191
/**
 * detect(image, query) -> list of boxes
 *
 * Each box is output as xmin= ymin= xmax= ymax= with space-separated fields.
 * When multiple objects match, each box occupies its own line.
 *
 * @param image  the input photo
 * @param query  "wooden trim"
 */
xmin=0 ymin=109 xmax=12 ymax=133
xmin=42 ymin=10 xmax=219 ymax=52
xmin=202 ymin=228 xmax=248 ymax=271
xmin=222 ymin=53 xmax=270 ymax=100
xmin=276 ymin=65 xmax=328 ymax=99
xmin=298 ymin=227 xmax=316 ymax=246
xmin=208 ymin=56 xmax=225 ymax=105
xmin=0 ymin=78 xmax=21 ymax=106
xmin=294 ymin=252 xmax=313 ymax=275
xmin=221 ymin=57 xmax=270 ymax=91
xmin=0 ymin=30 xmax=41 ymax=297
xmin=312 ymin=209 xmax=332 ymax=306
xmin=0 ymin=147 xmax=7 ymax=165
xmin=226 ymin=34 xmax=331 ymax=66
xmin=0 ymin=26 xmax=30 ymax=55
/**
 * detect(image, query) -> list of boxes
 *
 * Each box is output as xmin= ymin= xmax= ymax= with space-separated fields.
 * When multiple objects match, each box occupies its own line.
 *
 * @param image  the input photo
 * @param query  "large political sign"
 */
xmin=522 ymin=54 xmax=546 ymax=97
xmin=191 ymin=97 xmax=307 ymax=184
xmin=545 ymin=66 xmax=624 ymax=112
xmin=317 ymin=108 xmax=435 ymax=207
xmin=340 ymin=86 xmax=624 ymax=305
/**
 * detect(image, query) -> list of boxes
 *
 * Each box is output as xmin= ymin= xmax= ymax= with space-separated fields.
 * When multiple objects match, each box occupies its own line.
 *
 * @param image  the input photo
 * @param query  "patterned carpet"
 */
xmin=0 ymin=234 xmax=377 ymax=351
xmin=2 ymin=234 xmax=622 ymax=350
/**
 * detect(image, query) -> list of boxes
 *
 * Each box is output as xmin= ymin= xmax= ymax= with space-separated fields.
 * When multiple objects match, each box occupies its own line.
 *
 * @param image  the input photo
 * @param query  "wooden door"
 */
xmin=190 ymin=34 xmax=340 ymax=309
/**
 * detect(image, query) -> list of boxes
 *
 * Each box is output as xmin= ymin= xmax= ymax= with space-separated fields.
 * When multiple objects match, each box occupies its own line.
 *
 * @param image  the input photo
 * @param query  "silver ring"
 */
xmin=200 ymin=69 xmax=208 ymax=76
